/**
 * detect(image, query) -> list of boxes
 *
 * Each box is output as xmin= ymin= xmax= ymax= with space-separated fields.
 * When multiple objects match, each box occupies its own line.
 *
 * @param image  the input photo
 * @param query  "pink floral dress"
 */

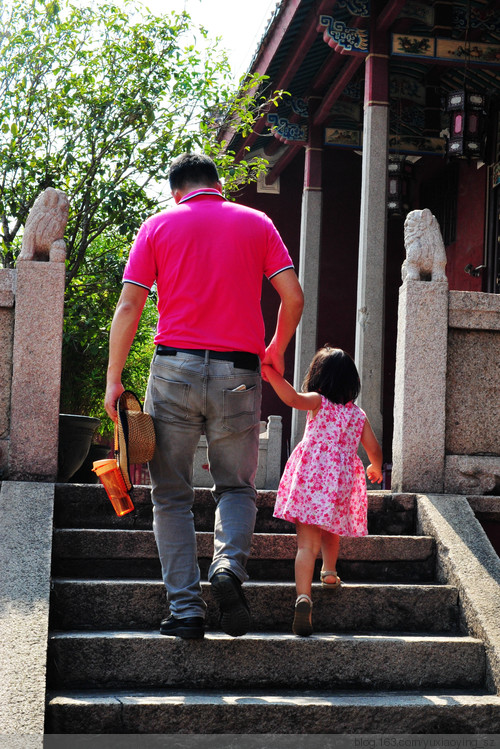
xmin=274 ymin=396 xmax=368 ymax=536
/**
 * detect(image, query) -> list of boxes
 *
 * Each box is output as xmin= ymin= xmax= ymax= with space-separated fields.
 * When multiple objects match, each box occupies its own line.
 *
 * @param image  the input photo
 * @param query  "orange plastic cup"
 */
xmin=92 ymin=458 xmax=135 ymax=516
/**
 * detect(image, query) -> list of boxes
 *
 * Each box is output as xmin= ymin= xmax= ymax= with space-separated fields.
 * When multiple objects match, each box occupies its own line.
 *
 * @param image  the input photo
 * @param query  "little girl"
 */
xmin=262 ymin=346 xmax=383 ymax=637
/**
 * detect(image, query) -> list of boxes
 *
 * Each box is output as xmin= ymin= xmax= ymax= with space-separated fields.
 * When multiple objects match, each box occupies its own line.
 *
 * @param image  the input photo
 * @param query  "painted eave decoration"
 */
xmin=225 ymin=0 xmax=500 ymax=173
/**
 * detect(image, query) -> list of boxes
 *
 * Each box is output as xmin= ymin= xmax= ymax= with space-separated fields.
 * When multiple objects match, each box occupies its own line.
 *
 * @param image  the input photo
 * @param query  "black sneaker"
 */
xmin=160 ymin=615 xmax=205 ymax=639
xmin=210 ymin=569 xmax=251 ymax=637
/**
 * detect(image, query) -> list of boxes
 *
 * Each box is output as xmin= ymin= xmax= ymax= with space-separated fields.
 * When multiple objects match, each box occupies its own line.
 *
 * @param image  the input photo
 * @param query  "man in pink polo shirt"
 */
xmin=105 ymin=153 xmax=303 ymax=639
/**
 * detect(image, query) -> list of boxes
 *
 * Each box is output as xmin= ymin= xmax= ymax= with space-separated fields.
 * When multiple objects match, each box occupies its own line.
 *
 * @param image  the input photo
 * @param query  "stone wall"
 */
xmin=392 ymin=286 xmax=500 ymax=494
xmin=444 ymin=292 xmax=500 ymax=494
xmin=0 ymin=270 xmax=16 ymax=476
xmin=0 ymin=260 xmax=66 ymax=481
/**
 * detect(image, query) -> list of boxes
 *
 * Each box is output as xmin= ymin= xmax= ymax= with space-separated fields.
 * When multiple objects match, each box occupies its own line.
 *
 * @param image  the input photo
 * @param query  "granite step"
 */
xmin=49 ymin=579 xmax=460 ymax=633
xmin=47 ymin=631 xmax=485 ymax=691
xmin=46 ymin=486 xmax=495 ymax=735
xmin=51 ymin=529 xmax=436 ymax=582
xmin=54 ymin=484 xmax=417 ymax=535
xmin=45 ymin=688 xmax=500 ymax=734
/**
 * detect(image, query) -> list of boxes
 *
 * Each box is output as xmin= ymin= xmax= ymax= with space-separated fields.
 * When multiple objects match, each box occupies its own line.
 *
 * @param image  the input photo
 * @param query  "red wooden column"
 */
xmin=354 ymin=15 xmax=389 ymax=447
xmin=291 ymin=98 xmax=323 ymax=446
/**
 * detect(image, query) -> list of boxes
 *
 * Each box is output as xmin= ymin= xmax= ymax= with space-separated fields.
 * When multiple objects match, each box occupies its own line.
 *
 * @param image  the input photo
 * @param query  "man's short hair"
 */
xmin=169 ymin=153 xmax=220 ymax=191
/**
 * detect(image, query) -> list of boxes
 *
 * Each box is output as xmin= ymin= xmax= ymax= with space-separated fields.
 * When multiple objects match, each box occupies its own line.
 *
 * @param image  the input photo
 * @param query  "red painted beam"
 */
xmin=235 ymin=0 xmax=338 ymax=161
xmin=376 ymin=0 xmax=407 ymax=32
xmin=265 ymin=135 xmax=287 ymax=156
xmin=265 ymin=143 xmax=303 ymax=184
xmin=219 ymin=0 xmax=304 ymax=151
xmin=264 ymin=0 xmax=406 ymax=174
xmin=274 ymin=0 xmax=339 ymax=92
xmin=250 ymin=0 xmax=304 ymax=77
xmin=312 ymin=55 xmax=364 ymax=126
xmin=312 ymin=49 xmax=344 ymax=93
xmin=265 ymin=44 xmax=344 ymax=155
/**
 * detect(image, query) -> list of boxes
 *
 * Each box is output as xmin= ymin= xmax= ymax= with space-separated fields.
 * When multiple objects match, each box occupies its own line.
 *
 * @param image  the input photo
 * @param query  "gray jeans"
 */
xmin=144 ymin=349 xmax=261 ymax=619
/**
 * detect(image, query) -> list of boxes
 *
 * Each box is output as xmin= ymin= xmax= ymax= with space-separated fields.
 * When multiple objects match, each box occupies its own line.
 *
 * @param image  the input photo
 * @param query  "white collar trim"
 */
xmin=179 ymin=188 xmax=226 ymax=203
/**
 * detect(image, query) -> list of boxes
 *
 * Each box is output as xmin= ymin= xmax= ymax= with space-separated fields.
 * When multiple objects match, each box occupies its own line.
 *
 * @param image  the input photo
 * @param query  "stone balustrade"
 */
xmin=0 ymin=257 xmax=66 ymax=481
xmin=392 ymin=210 xmax=500 ymax=494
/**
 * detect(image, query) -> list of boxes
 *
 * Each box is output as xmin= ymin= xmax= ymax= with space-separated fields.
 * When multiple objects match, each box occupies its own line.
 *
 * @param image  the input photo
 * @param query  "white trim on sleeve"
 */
xmin=122 ymin=279 xmax=152 ymax=291
xmin=268 ymin=265 xmax=295 ymax=280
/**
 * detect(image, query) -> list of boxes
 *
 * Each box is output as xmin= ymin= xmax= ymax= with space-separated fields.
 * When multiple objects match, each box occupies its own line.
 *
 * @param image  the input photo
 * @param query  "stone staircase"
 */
xmin=45 ymin=484 xmax=500 ymax=734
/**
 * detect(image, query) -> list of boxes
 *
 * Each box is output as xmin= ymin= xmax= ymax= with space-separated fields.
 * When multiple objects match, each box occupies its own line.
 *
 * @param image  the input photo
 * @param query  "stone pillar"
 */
xmin=9 ymin=260 xmax=66 ymax=481
xmin=0 ymin=481 xmax=55 ymax=737
xmin=291 ymin=105 xmax=322 ymax=448
xmin=391 ymin=281 xmax=448 ymax=492
xmin=354 ymin=30 xmax=389 ymax=446
xmin=263 ymin=414 xmax=283 ymax=489
xmin=0 ymin=270 xmax=16 ymax=477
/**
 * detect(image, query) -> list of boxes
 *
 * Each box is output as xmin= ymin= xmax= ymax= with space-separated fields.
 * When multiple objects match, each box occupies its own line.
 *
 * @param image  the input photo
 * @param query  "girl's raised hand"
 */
xmin=360 ymin=419 xmax=383 ymax=485
xmin=366 ymin=463 xmax=383 ymax=484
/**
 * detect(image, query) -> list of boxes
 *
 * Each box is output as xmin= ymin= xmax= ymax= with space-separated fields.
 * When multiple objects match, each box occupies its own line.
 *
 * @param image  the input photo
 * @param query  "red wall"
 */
xmin=447 ymin=161 xmax=486 ymax=292
xmin=384 ymin=213 xmax=408 ymax=457
xmin=317 ymin=148 xmax=361 ymax=356
xmin=415 ymin=156 xmax=486 ymax=291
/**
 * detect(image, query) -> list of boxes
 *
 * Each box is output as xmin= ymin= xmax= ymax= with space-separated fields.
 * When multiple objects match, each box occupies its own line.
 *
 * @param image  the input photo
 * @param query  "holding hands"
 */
xmin=261 ymin=358 xmax=384 ymax=486
xmin=261 ymin=341 xmax=285 ymax=379
xmin=261 ymin=363 xmax=276 ymax=383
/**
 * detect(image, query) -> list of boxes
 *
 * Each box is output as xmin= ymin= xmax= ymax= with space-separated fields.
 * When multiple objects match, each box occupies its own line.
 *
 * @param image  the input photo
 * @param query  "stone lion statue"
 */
xmin=402 ymin=208 xmax=447 ymax=283
xmin=18 ymin=187 xmax=70 ymax=263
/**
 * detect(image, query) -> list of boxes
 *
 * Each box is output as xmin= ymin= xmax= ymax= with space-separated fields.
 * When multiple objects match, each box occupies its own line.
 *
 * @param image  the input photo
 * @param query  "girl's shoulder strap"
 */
xmin=349 ymin=403 xmax=367 ymax=431
xmin=309 ymin=392 xmax=325 ymax=419
xmin=351 ymin=402 xmax=366 ymax=419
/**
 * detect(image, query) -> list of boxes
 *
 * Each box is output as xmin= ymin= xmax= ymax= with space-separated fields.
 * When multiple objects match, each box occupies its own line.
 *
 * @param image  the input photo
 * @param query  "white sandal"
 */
xmin=320 ymin=569 xmax=342 ymax=588
xmin=292 ymin=594 xmax=313 ymax=637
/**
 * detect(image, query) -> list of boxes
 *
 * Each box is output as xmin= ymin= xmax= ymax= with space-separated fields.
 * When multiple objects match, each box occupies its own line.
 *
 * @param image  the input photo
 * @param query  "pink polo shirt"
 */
xmin=123 ymin=189 xmax=294 ymax=359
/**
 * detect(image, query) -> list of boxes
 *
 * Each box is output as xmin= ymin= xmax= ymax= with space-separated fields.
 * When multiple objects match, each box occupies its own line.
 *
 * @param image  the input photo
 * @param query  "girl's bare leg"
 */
xmin=320 ymin=530 xmax=340 ymax=584
xmin=295 ymin=521 xmax=322 ymax=597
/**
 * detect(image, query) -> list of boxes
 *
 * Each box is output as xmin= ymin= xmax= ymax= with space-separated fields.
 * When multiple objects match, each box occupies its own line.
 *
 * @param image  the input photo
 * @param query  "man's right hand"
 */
xmin=104 ymin=283 xmax=149 ymax=423
xmin=104 ymin=381 xmax=125 ymax=423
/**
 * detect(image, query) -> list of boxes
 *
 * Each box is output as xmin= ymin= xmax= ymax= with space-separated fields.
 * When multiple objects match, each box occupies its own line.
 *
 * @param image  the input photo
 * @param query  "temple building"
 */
xmin=225 ymin=0 xmax=500 ymax=469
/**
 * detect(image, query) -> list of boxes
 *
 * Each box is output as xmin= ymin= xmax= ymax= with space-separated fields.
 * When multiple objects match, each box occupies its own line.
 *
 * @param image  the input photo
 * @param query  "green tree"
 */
xmin=0 ymin=0 xmax=284 ymax=434
xmin=0 ymin=0 xmax=277 ymax=276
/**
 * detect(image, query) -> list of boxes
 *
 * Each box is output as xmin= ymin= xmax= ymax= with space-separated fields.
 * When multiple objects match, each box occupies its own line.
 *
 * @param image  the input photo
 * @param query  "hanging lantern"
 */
xmin=387 ymin=156 xmax=413 ymax=216
xmin=446 ymin=89 xmax=487 ymax=159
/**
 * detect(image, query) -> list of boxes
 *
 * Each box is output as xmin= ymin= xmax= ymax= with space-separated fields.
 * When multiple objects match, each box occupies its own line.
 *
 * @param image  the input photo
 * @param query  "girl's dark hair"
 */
xmin=302 ymin=346 xmax=360 ymax=404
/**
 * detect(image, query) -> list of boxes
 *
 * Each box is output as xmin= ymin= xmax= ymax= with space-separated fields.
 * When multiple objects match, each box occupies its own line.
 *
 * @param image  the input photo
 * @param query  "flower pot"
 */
xmin=57 ymin=414 xmax=101 ymax=482
xmin=71 ymin=443 xmax=111 ymax=483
